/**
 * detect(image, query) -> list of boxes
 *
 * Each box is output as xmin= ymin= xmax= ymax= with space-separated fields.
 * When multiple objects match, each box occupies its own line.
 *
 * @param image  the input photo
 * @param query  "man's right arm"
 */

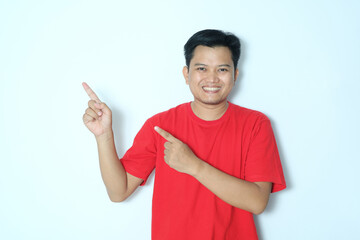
xmin=82 ymin=82 xmax=143 ymax=202
xmin=95 ymin=131 xmax=143 ymax=202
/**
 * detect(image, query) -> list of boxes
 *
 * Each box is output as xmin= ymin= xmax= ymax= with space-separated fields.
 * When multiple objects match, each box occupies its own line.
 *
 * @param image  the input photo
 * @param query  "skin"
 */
xmin=183 ymin=45 xmax=239 ymax=121
xmin=82 ymin=45 xmax=272 ymax=214
xmin=83 ymin=82 xmax=142 ymax=202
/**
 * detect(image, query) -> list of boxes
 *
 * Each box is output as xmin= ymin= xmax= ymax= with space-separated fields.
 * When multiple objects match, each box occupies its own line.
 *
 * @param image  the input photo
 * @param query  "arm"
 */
xmin=193 ymin=161 xmax=271 ymax=214
xmin=155 ymin=126 xmax=271 ymax=214
xmin=95 ymin=131 xmax=143 ymax=202
xmin=82 ymin=82 xmax=143 ymax=202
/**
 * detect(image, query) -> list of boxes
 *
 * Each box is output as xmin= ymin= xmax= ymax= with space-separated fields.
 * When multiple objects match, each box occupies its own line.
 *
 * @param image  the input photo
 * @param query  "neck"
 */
xmin=191 ymin=100 xmax=229 ymax=121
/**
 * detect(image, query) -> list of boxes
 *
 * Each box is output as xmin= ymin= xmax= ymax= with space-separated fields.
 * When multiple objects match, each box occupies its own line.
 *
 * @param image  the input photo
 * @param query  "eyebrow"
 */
xmin=218 ymin=64 xmax=232 ymax=68
xmin=194 ymin=63 xmax=232 ymax=68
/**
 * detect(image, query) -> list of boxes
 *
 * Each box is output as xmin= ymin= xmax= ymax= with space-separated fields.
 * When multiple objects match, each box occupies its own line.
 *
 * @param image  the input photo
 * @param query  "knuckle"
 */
xmin=83 ymin=114 xmax=92 ymax=122
xmin=85 ymin=108 xmax=94 ymax=115
xmin=88 ymin=100 xmax=94 ymax=107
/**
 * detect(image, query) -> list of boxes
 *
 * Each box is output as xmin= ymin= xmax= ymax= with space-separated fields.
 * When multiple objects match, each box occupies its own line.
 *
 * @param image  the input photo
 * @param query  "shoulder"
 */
xmin=145 ymin=102 xmax=189 ymax=125
xmin=229 ymin=102 xmax=275 ymax=140
xmin=229 ymin=102 xmax=270 ymax=124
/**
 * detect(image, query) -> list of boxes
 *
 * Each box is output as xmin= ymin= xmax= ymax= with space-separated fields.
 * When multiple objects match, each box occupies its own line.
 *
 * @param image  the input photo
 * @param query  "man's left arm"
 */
xmin=155 ymin=126 xmax=272 ymax=215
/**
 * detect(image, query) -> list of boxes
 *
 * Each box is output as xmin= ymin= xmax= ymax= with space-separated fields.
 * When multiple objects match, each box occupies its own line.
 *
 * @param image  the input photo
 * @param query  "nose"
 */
xmin=207 ymin=70 xmax=219 ymax=83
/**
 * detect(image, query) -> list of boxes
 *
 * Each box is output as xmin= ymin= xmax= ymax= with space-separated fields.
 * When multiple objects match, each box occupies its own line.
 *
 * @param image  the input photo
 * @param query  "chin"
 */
xmin=198 ymin=98 xmax=227 ymax=105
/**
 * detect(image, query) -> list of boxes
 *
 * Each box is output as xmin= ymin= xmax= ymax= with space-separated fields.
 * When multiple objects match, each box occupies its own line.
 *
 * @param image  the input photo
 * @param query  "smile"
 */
xmin=202 ymin=86 xmax=221 ymax=92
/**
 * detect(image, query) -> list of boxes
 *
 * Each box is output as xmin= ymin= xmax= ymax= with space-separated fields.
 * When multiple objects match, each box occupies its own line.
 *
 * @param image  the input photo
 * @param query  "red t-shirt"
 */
xmin=121 ymin=102 xmax=286 ymax=240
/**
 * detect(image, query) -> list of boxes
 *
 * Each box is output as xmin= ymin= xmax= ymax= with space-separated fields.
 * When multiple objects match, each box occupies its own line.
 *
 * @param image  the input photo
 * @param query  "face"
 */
xmin=183 ymin=45 xmax=239 ymax=107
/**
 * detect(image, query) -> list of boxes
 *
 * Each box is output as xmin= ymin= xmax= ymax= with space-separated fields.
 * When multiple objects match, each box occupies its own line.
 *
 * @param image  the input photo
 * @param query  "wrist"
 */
xmin=191 ymin=157 xmax=205 ymax=178
xmin=95 ymin=129 xmax=114 ymax=143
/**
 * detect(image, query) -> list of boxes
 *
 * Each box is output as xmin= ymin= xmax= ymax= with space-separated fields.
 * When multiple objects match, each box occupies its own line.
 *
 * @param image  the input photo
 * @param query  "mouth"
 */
xmin=202 ymin=86 xmax=221 ymax=93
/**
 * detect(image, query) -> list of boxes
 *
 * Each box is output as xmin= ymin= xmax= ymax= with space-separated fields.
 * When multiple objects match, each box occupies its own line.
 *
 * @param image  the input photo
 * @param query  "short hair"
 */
xmin=184 ymin=29 xmax=241 ymax=69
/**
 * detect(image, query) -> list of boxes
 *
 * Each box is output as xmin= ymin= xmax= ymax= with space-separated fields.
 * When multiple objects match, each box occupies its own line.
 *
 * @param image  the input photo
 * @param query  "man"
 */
xmin=82 ymin=29 xmax=286 ymax=240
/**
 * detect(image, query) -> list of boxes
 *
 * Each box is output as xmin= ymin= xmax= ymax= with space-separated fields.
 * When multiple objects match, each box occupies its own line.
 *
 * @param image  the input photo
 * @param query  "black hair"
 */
xmin=184 ymin=29 xmax=241 ymax=69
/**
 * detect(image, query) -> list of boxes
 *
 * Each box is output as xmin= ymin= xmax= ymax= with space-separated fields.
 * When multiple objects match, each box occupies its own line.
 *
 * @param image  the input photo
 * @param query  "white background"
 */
xmin=1 ymin=0 xmax=359 ymax=239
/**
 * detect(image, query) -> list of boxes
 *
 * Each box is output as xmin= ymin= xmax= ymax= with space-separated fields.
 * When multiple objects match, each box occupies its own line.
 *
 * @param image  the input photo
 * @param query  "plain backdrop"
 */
xmin=1 ymin=1 xmax=359 ymax=239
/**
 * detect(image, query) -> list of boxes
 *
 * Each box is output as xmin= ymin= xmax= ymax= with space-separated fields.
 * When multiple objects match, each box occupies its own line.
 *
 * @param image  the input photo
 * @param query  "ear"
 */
xmin=234 ymin=68 xmax=239 ymax=83
xmin=183 ymin=66 xmax=190 ymax=85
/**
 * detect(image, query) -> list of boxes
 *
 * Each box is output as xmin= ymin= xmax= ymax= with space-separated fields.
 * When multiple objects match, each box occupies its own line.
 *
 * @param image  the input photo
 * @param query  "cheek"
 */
xmin=221 ymin=75 xmax=234 ymax=83
xmin=187 ymin=74 xmax=201 ymax=85
xmin=223 ymin=79 xmax=235 ymax=91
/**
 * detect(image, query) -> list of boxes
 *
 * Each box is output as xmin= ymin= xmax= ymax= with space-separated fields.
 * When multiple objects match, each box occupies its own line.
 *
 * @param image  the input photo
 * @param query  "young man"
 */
xmin=83 ymin=29 xmax=286 ymax=240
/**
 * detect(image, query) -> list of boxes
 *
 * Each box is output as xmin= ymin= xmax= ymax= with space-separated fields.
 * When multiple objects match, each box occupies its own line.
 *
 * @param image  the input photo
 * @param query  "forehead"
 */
xmin=191 ymin=45 xmax=233 ymax=66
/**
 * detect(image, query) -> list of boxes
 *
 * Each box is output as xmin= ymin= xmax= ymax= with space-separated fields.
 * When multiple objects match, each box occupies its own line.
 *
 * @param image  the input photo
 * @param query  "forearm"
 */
xmin=192 ymin=160 xmax=271 ymax=214
xmin=96 ymin=130 xmax=128 ymax=201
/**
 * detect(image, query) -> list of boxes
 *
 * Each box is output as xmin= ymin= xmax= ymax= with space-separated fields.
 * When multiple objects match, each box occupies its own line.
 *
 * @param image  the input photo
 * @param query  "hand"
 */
xmin=154 ymin=126 xmax=202 ymax=176
xmin=82 ymin=82 xmax=112 ymax=138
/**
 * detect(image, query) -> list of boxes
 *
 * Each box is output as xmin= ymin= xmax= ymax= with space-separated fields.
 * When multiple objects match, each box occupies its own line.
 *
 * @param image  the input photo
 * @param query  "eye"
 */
xmin=219 ymin=68 xmax=228 ymax=72
xmin=197 ymin=67 xmax=206 ymax=71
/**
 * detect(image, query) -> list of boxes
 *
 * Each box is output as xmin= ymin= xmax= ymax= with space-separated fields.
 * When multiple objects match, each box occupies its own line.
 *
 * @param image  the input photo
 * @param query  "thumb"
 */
xmin=95 ymin=102 xmax=112 ymax=115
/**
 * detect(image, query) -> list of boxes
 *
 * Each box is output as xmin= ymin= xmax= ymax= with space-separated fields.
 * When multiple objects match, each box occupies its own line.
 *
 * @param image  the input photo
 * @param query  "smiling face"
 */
xmin=183 ymin=45 xmax=239 ymax=108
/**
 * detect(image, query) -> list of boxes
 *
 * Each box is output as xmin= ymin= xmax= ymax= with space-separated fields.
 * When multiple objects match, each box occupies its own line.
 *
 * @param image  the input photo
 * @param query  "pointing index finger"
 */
xmin=154 ymin=126 xmax=176 ymax=142
xmin=82 ymin=82 xmax=101 ymax=102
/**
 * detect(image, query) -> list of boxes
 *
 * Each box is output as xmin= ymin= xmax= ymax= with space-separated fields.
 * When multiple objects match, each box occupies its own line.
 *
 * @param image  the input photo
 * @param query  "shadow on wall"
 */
xmin=229 ymin=37 xmax=291 ymax=238
xmin=228 ymin=35 xmax=247 ymax=103
xmin=254 ymin=116 xmax=291 ymax=239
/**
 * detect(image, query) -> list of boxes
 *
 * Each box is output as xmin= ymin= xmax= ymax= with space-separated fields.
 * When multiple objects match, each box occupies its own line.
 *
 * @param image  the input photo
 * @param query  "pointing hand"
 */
xmin=154 ymin=126 xmax=202 ymax=176
xmin=82 ymin=82 xmax=113 ymax=137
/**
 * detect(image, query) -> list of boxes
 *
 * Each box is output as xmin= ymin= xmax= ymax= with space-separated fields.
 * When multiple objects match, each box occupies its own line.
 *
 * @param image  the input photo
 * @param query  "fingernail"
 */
xmin=98 ymin=111 xmax=102 ymax=116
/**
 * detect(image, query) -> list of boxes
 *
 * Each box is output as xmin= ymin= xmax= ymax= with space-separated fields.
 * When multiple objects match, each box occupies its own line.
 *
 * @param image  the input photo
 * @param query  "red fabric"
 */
xmin=121 ymin=102 xmax=286 ymax=240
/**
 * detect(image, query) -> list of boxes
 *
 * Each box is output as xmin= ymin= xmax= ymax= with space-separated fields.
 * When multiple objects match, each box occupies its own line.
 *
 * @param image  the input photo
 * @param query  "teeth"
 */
xmin=203 ymin=87 xmax=221 ymax=91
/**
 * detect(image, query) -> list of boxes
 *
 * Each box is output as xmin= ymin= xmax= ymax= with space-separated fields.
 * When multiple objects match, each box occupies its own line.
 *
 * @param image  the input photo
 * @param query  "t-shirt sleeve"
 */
xmin=244 ymin=118 xmax=286 ymax=193
xmin=120 ymin=118 xmax=157 ymax=186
